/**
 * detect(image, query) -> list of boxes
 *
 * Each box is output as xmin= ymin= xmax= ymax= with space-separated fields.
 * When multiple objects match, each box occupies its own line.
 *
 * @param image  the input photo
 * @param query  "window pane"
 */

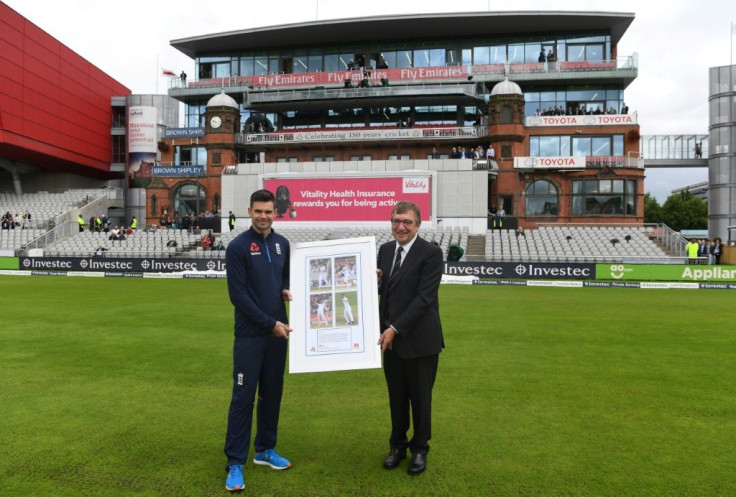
xmin=613 ymin=135 xmax=624 ymax=155
xmin=539 ymin=136 xmax=560 ymax=157
xmin=592 ymin=137 xmax=611 ymax=155
xmin=587 ymin=44 xmax=604 ymax=61
xmin=490 ymin=45 xmax=506 ymax=63
xmin=429 ymin=48 xmax=444 ymax=66
xmin=572 ymin=137 xmax=591 ymax=155
xmin=473 ymin=46 xmax=490 ymax=65
xmin=396 ymin=50 xmax=413 ymax=68
xmin=240 ymin=57 xmax=254 ymax=77
xmin=508 ymin=44 xmax=525 ymax=62
xmin=414 ymin=49 xmax=431 ymax=68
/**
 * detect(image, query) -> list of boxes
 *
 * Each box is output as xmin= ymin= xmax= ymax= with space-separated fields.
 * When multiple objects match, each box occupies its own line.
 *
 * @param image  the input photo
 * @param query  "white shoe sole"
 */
xmin=253 ymin=457 xmax=291 ymax=470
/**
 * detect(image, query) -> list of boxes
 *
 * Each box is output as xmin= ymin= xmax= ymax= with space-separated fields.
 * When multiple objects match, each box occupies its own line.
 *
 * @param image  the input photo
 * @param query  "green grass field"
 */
xmin=1 ymin=276 xmax=734 ymax=496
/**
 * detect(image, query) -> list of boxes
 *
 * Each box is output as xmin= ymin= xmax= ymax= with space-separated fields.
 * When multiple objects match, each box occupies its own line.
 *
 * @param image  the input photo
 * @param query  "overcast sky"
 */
xmin=6 ymin=0 xmax=736 ymax=202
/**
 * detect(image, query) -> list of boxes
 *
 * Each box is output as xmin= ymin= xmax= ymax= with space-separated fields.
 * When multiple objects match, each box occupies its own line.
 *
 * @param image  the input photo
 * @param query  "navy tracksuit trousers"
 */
xmin=224 ymin=333 xmax=287 ymax=468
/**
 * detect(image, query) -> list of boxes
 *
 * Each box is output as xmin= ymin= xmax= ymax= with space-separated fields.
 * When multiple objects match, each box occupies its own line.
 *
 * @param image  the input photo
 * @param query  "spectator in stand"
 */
xmin=96 ymin=216 xmax=103 ymax=232
xmin=167 ymin=238 xmax=178 ymax=248
xmin=201 ymin=230 xmax=213 ymax=250
xmin=95 ymin=244 xmax=107 ymax=257
xmin=109 ymin=226 xmax=120 ymax=241
xmin=621 ymin=102 xmax=629 ymax=114
xmin=516 ymin=226 xmax=525 ymax=238
xmin=77 ymin=214 xmax=85 ymax=232
xmin=431 ymin=148 xmax=439 ymax=159
xmin=160 ymin=214 xmax=169 ymax=229
xmin=180 ymin=71 xmax=187 ymax=85
xmin=685 ymin=238 xmax=700 ymax=264
xmin=694 ymin=143 xmax=703 ymax=158
xmin=538 ymin=48 xmax=546 ymax=63
xmin=89 ymin=215 xmax=96 ymax=232
xmin=229 ymin=211 xmax=236 ymax=231
xmin=214 ymin=238 xmax=226 ymax=251
xmin=450 ymin=146 xmax=459 ymax=158
xmin=712 ymin=238 xmax=723 ymax=265
xmin=487 ymin=145 xmax=496 ymax=162
xmin=130 ymin=216 xmax=138 ymax=230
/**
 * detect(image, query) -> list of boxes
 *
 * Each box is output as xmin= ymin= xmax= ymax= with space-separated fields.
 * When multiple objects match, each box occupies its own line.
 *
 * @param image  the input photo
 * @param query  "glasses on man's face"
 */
xmin=391 ymin=219 xmax=414 ymax=227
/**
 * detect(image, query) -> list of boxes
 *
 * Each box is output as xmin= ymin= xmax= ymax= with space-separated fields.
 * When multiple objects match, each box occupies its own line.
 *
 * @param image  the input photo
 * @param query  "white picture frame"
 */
xmin=288 ymin=237 xmax=381 ymax=373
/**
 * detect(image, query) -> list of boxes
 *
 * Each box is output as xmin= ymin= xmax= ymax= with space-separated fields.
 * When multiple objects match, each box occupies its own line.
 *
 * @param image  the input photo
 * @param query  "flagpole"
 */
xmin=156 ymin=54 xmax=160 ymax=94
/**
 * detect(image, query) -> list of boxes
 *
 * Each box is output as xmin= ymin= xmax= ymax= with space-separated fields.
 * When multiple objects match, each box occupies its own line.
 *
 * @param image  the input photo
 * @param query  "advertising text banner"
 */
xmin=263 ymin=175 xmax=432 ymax=222
xmin=597 ymin=264 xmax=736 ymax=282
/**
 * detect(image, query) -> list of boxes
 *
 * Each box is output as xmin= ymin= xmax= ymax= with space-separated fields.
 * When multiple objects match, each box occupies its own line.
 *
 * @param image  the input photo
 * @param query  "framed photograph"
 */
xmin=289 ymin=237 xmax=381 ymax=373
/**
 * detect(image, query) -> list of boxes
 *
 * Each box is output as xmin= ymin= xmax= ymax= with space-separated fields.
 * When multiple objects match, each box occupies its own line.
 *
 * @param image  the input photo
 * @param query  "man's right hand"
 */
xmin=273 ymin=321 xmax=293 ymax=340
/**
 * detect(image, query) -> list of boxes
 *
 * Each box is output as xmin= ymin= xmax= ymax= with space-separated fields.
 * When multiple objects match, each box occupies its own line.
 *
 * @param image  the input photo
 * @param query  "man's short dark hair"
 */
xmin=250 ymin=189 xmax=275 ymax=207
xmin=391 ymin=201 xmax=421 ymax=225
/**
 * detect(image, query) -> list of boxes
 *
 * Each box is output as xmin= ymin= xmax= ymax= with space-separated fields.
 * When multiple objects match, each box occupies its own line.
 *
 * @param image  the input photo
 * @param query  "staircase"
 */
xmin=465 ymin=235 xmax=486 ymax=262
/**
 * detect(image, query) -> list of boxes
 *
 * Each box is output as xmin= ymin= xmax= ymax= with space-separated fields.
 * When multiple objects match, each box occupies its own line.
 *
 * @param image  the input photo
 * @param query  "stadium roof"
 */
xmin=171 ymin=11 xmax=635 ymax=59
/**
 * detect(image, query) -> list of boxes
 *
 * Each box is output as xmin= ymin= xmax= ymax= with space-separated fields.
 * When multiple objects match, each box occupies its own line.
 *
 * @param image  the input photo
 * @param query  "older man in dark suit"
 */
xmin=377 ymin=201 xmax=444 ymax=476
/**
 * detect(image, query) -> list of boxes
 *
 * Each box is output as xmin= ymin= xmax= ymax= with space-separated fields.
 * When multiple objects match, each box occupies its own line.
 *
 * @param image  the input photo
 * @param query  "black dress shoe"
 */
xmin=382 ymin=448 xmax=406 ymax=469
xmin=408 ymin=452 xmax=426 ymax=475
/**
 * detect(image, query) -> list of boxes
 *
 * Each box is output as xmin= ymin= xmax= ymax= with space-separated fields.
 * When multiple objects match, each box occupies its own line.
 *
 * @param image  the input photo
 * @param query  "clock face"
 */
xmin=210 ymin=116 xmax=222 ymax=129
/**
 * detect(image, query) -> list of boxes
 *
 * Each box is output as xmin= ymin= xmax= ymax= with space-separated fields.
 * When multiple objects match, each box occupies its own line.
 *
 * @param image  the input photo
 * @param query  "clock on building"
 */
xmin=210 ymin=116 xmax=222 ymax=129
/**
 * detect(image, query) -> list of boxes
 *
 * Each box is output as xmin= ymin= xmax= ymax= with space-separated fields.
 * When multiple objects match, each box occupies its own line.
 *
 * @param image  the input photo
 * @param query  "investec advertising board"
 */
xmin=445 ymin=261 xmax=595 ymax=279
xmin=262 ymin=172 xmax=434 ymax=222
xmin=19 ymin=257 xmax=226 ymax=273
xmin=597 ymin=264 xmax=736 ymax=282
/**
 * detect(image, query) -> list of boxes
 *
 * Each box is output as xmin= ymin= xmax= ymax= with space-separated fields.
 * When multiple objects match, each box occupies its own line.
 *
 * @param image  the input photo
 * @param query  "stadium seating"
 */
xmin=0 ymin=228 xmax=47 ymax=252
xmin=484 ymin=226 xmax=668 ymax=263
xmin=1 ymin=189 xmax=109 ymax=228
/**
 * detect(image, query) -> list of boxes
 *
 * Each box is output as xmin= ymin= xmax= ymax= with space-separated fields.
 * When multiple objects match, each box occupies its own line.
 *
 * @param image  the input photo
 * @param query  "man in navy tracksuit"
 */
xmin=224 ymin=189 xmax=293 ymax=492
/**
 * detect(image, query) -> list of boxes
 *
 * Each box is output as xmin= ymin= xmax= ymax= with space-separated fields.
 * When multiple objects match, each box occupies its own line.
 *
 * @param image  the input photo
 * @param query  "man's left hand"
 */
xmin=282 ymin=289 xmax=292 ymax=301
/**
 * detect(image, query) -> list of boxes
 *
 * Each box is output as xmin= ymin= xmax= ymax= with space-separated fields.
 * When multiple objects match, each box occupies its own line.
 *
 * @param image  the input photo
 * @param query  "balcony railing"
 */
xmin=169 ymin=56 xmax=638 ymax=92
xmin=235 ymin=126 xmax=488 ymax=146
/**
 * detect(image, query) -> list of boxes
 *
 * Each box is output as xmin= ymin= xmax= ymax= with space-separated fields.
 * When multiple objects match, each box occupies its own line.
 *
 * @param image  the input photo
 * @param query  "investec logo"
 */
xmin=403 ymin=177 xmax=429 ymax=194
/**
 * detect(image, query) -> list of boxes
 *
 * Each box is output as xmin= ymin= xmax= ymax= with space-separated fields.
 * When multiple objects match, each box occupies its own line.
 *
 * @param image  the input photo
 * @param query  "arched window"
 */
xmin=150 ymin=194 xmax=158 ymax=217
xmin=525 ymin=180 xmax=558 ymax=216
xmin=174 ymin=183 xmax=206 ymax=217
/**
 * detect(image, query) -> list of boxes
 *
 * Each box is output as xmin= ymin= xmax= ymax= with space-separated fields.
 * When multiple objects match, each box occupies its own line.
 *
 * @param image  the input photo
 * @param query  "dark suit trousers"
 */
xmin=383 ymin=348 xmax=439 ymax=455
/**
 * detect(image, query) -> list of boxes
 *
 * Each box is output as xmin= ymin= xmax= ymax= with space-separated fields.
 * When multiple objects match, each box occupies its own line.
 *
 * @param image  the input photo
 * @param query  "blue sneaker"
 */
xmin=225 ymin=464 xmax=244 ymax=492
xmin=253 ymin=449 xmax=292 ymax=470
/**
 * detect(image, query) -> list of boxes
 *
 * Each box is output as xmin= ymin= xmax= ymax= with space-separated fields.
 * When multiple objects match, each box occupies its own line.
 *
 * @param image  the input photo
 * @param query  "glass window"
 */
xmin=525 ymin=180 xmax=558 ymax=216
xmin=294 ymin=49 xmax=309 ymax=73
xmin=490 ymin=45 xmax=506 ymax=64
xmin=380 ymin=51 xmax=397 ymax=69
xmin=308 ymin=51 xmax=322 ymax=72
xmin=592 ymin=137 xmax=611 ymax=156
xmin=174 ymin=183 xmax=206 ymax=217
xmin=462 ymin=49 xmax=472 ymax=66
xmin=240 ymin=57 xmax=254 ymax=77
xmin=529 ymin=136 xmax=540 ymax=156
xmin=587 ymin=45 xmax=604 ymax=61
xmin=414 ymin=49 xmax=431 ymax=68
xmin=539 ymin=136 xmax=561 ymax=157
xmin=429 ymin=48 xmax=445 ymax=66
xmin=613 ymin=135 xmax=624 ymax=155
xmin=508 ymin=43 xmax=525 ymax=63
xmin=254 ymin=54 xmax=269 ymax=75
xmin=324 ymin=53 xmax=339 ymax=72
xmin=567 ymin=45 xmax=586 ymax=62
xmin=396 ymin=50 xmax=413 ymax=68
xmin=473 ymin=46 xmax=490 ymax=65
xmin=572 ymin=137 xmax=591 ymax=156
xmin=571 ymin=179 xmax=636 ymax=215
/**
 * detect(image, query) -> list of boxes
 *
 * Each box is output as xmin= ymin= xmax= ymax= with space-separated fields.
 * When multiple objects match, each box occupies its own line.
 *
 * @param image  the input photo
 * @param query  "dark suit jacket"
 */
xmin=377 ymin=236 xmax=444 ymax=359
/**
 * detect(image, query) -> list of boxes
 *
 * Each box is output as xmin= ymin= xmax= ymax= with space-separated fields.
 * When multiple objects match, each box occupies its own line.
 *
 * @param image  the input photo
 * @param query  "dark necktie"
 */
xmin=390 ymin=247 xmax=403 ymax=278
